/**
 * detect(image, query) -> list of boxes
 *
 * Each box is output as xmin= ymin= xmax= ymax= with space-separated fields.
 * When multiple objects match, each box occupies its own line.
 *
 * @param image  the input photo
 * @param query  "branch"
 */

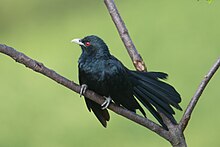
xmin=104 ymin=1 xmax=219 ymax=146
xmin=0 ymin=44 xmax=170 ymax=140
xmin=104 ymin=0 xmax=147 ymax=71
xmin=179 ymin=57 xmax=220 ymax=131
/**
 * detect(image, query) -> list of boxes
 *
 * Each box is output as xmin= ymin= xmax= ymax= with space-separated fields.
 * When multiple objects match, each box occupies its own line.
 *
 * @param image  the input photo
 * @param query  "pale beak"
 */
xmin=71 ymin=38 xmax=85 ymax=46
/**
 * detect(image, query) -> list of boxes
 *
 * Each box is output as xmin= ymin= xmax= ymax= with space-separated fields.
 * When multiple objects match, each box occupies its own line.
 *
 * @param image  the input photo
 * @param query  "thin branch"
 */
xmin=0 ymin=44 xmax=170 ymax=140
xmin=104 ymin=0 xmax=147 ymax=71
xmin=179 ymin=57 xmax=220 ymax=131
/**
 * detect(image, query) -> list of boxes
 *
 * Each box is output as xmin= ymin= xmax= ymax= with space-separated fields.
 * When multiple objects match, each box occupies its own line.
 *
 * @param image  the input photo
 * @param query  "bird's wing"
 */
xmin=78 ymin=68 xmax=110 ymax=127
xmin=103 ymin=56 xmax=147 ymax=116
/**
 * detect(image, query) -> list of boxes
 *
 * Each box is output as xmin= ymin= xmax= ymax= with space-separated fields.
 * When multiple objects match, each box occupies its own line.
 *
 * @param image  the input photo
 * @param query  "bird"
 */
xmin=71 ymin=35 xmax=182 ymax=129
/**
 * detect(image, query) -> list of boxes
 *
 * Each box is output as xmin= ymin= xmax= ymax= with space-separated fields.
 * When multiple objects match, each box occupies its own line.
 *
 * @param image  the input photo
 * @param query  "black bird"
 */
xmin=72 ymin=35 xmax=182 ymax=129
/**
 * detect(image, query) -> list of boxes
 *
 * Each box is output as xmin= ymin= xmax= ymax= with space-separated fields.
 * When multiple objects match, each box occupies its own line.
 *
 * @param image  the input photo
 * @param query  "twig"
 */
xmin=0 ymin=44 xmax=170 ymax=140
xmin=104 ymin=0 xmax=147 ymax=71
xmin=179 ymin=57 xmax=220 ymax=131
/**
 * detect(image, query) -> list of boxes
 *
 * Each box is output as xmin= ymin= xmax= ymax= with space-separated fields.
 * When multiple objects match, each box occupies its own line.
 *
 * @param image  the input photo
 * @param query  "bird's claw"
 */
xmin=80 ymin=84 xmax=88 ymax=97
xmin=101 ymin=96 xmax=112 ymax=110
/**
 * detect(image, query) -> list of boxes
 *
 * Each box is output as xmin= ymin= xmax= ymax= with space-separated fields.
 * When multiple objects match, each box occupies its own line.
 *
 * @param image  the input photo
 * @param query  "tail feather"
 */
xmin=131 ymin=71 xmax=182 ymax=109
xmin=132 ymin=71 xmax=181 ymax=102
xmin=135 ymin=78 xmax=181 ymax=111
xmin=129 ymin=71 xmax=182 ymax=127
xmin=136 ymin=85 xmax=175 ymax=115
xmin=141 ymin=71 xmax=168 ymax=80
xmin=134 ymin=86 xmax=177 ymax=124
xmin=133 ymin=87 xmax=168 ymax=130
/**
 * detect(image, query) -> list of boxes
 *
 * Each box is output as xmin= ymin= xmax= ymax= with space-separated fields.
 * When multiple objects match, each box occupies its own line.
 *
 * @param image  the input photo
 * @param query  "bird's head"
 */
xmin=71 ymin=35 xmax=110 ymax=57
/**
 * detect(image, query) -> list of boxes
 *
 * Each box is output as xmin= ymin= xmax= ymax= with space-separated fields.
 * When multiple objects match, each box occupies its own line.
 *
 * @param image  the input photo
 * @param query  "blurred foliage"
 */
xmin=207 ymin=0 xmax=213 ymax=4
xmin=0 ymin=0 xmax=219 ymax=147
xmin=198 ymin=0 xmax=214 ymax=4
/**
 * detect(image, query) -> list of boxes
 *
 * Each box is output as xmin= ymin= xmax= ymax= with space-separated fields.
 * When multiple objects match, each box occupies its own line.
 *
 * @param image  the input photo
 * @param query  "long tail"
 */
xmin=129 ymin=71 xmax=182 ymax=129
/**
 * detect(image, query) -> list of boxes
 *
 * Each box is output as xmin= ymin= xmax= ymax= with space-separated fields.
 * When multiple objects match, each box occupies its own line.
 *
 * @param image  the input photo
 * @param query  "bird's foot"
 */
xmin=80 ymin=84 xmax=88 ymax=97
xmin=101 ymin=96 xmax=112 ymax=110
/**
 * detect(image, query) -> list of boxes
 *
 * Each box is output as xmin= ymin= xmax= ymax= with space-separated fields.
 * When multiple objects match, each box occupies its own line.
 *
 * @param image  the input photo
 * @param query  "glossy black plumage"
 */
xmin=74 ymin=35 xmax=182 ymax=129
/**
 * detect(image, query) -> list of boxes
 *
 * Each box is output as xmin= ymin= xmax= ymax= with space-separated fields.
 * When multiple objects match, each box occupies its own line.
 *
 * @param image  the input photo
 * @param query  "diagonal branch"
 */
xmin=179 ymin=57 xmax=220 ymax=131
xmin=104 ymin=0 xmax=147 ymax=71
xmin=0 ymin=44 xmax=170 ymax=140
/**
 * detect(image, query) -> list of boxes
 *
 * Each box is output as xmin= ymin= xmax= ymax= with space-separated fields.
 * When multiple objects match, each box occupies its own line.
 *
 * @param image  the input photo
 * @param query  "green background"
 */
xmin=0 ymin=0 xmax=219 ymax=146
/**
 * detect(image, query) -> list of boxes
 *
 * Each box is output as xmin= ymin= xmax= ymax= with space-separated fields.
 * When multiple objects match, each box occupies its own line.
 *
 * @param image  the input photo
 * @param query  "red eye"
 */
xmin=85 ymin=42 xmax=91 ymax=46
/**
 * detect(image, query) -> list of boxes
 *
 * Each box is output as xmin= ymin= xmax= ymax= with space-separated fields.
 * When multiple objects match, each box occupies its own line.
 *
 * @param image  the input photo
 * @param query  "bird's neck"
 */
xmin=95 ymin=49 xmax=111 ymax=59
xmin=78 ymin=51 xmax=111 ymax=64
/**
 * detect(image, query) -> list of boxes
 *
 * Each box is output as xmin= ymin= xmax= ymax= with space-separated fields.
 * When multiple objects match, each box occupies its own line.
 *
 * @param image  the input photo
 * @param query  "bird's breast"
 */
xmin=79 ymin=60 xmax=106 ymax=80
xmin=78 ymin=58 xmax=132 ymax=97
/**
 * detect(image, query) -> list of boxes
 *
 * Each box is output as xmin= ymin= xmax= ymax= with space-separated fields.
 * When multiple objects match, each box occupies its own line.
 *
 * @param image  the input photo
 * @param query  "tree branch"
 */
xmin=0 ymin=44 xmax=170 ymax=140
xmin=104 ymin=1 xmax=219 ymax=146
xmin=179 ymin=57 xmax=220 ymax=131
xmin=104 ymin=0 xmax=147 ymax=71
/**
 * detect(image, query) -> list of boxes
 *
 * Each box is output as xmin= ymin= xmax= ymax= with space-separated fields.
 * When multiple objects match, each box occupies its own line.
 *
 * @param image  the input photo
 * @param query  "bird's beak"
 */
xmin=71 ymin=38 xmax=85 ymax=47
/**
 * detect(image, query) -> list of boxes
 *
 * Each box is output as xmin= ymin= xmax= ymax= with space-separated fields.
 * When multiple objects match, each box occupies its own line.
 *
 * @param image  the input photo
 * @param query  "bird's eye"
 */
xmin=85 ymin=42 xmax=91 ymax=47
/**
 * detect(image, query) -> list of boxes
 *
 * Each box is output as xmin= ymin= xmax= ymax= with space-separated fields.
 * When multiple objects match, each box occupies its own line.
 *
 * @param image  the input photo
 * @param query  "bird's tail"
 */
xmin=129 ymin=71 xmax=182 ymax=129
